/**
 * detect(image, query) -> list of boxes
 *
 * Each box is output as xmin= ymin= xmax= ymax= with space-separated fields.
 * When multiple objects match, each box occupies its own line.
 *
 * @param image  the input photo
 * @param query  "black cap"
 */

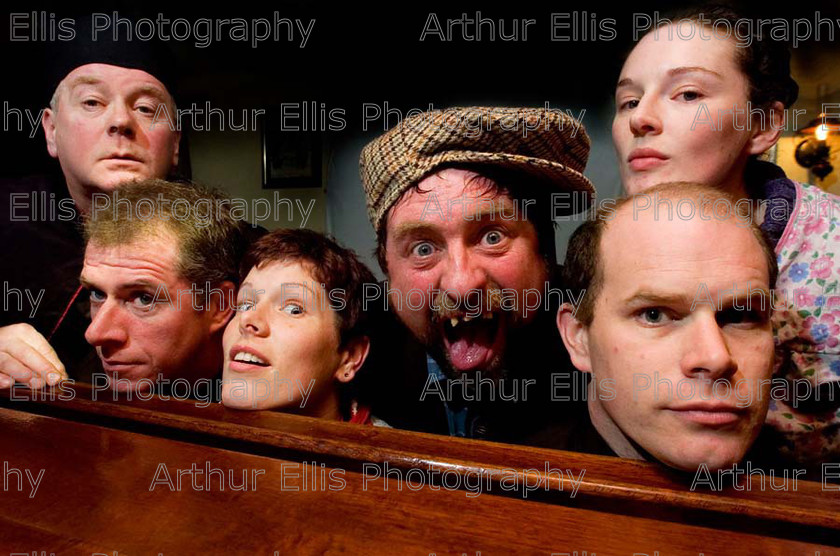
xmin=45 ymin=14 xmax=177 ymax=103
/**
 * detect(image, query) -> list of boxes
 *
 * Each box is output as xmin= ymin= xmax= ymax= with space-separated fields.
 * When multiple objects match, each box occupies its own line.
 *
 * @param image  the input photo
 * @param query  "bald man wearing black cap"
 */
xmin=0 ymin=31 xmax=182 ymax=389
xmin=42 ymin=63 xmax=180 ymax=214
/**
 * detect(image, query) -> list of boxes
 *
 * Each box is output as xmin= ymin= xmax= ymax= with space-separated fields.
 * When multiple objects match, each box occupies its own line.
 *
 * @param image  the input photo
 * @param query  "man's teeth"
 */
xmin=449 ymin=313 xmax=495 ymax=327
xmin=233 ymin=352 xmax=268 ymax=365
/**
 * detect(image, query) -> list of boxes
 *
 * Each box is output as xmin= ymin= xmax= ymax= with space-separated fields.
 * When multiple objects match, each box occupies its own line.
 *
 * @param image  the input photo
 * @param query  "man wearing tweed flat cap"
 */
xmin=359 ymin=106 xmax=594 ymax=444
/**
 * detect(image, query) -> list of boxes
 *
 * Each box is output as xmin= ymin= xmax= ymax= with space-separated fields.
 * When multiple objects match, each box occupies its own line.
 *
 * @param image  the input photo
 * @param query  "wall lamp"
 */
xmin=795 ymin=112 xmax=840 ymax=180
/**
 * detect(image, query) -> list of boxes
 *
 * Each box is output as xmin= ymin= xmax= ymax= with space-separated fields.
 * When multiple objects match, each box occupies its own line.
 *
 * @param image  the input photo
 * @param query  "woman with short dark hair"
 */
xmin=221 ymin=228 xmax=386 ymax=425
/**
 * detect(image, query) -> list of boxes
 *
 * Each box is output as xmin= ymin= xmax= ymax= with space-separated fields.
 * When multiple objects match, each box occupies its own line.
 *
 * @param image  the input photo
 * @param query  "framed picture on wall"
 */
xmin=261 ymin=117 xmax=322 ymax=189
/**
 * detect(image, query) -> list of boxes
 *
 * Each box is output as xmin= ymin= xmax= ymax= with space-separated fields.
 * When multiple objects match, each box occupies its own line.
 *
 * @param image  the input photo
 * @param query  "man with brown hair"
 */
xmin=359 ymin=106 xmax=593 ymax=442
xmin=80 ymin=179 xmax=249 ymax=393
xmin=557 ymin=183 xmax=778 ymax=470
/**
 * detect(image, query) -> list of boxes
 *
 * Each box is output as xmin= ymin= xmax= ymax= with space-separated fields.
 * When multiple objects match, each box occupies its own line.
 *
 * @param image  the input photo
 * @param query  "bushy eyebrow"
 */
xmin=390 ymin=223 xmax=440 ymax=244
xmin=391 ymin=197 xmax=522 ymax=238
xmin=623 ymin=291 xmax=692 ymax=307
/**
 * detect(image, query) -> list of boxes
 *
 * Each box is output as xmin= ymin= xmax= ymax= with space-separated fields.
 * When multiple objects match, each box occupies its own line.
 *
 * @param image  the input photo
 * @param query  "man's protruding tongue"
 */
xmin=443 ymin=315 xmax=505 ymax=372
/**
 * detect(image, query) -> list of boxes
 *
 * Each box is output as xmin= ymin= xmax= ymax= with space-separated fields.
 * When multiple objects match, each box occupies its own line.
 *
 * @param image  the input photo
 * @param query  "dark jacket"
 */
xmin=0 ymin=173 xmax=100 ymax=380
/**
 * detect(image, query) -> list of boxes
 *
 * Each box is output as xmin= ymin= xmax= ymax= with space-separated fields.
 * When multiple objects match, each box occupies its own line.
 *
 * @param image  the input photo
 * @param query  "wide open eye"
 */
xmin=282 ymin=303 xmax=304 ymax=316
xmin=482 ymin=229 xmax=504 ymax=246
xmin=411 ymin=242 xmax=435 ymax=257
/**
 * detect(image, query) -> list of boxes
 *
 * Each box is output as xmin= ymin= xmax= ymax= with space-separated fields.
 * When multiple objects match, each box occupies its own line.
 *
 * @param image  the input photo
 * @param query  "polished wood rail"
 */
xmin=1 ymin=384 xmax=838 ymax=554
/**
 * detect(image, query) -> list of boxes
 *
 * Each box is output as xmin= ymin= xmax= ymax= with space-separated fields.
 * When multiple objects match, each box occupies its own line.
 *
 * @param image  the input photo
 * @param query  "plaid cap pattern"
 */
xmin=359 ymin=106 xmax=595 ymax=233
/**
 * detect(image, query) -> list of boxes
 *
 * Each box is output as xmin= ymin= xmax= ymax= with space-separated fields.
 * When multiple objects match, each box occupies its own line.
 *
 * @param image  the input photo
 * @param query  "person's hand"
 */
xmin=0 ymin=323 xmax=68 ymax=389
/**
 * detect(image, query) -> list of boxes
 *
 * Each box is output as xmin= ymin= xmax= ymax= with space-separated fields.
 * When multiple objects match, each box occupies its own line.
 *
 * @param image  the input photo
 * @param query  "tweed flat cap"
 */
xmin=359 ymin=106 xmax=595 ymax=233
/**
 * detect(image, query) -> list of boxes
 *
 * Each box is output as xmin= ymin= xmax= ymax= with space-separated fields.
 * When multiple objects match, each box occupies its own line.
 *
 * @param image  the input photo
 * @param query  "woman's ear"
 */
xmin=207 ymin=281 xmax=236 ymax=333
xmin=747 ymin=101 xmax=785 ymax=156
xmin=334 ymin=335 xmax=371 ymax=383
xmin=556 ymin=303 xmax=593 ymax=374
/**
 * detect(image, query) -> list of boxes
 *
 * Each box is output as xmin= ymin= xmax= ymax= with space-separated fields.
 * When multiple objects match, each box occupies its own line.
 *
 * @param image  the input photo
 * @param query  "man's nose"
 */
xmin=85 ymin=301 xmax=129 ymax=348
xmin=628 ymin=96 xmax=663 ymax=138
xmin=438 ymin=244 xmax=489 ymax=303
xmin=680 ymin=313 xmax=738 ymax=381
xmin=106 ymin=102 xmax=137 ymax=139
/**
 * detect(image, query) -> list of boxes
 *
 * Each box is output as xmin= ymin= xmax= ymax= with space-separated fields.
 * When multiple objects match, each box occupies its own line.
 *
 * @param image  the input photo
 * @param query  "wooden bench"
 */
xmin=1 ymin=384 xmax=837 ymax=554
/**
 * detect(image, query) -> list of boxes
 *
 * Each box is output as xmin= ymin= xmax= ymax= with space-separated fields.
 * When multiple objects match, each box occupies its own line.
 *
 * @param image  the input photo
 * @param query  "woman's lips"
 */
xmin=629 ymin=157 xmax=667 ymax=171
xmin=228 ymin=360 xmax=271 ymax=373
xmin=228 ymin=345 xmax=271 ymax=373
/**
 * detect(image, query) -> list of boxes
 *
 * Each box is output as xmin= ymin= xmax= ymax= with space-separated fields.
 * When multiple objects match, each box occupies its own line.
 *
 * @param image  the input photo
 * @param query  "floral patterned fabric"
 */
xmin=766 ymin=180 xmax=840 ymax=466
